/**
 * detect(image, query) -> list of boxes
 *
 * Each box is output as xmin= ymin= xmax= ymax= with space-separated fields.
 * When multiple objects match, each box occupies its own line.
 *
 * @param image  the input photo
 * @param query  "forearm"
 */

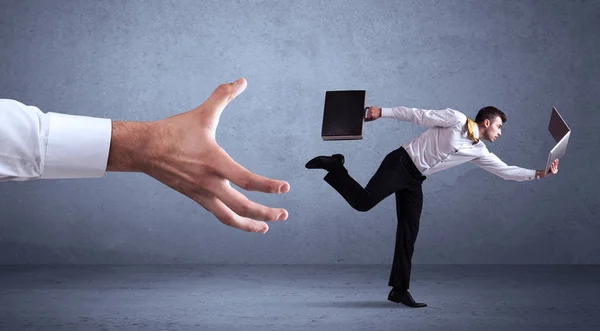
xmin=496 ymin=167 xmax=537 ymax=182
xmin=380 ymin=106 xmax=463 ymax=127
xmin=1 ymin=99 xmax=113 ymax=180
xmin=381 ymin=107 xmax=409 ymax=120
xmin=0 ymin=100 xmax=48 ymax=181
xmin=472 ymin=153 xmax=537 ymax=182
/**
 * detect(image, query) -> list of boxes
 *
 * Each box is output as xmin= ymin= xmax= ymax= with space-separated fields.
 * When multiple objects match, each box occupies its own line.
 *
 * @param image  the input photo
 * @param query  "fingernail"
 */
xmin=277 ymin=213 xmax=287 ymax=221
xmin=278 ymin=183 xmax=290 ymax=193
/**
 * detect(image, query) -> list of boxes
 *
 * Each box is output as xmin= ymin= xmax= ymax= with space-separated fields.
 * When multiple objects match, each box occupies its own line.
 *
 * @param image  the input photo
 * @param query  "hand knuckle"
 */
xmin=238 ymin=178 xmax=251 ymax=190
xmin=193 ymin=177 xmax=208 ymax=190
xmin=216 ymin=84 xmax=228 ymax=94
xmin=239 ymin=203 xmax=251 ymax=216
xmin=220 ymin=215 xmax=235 ymax=226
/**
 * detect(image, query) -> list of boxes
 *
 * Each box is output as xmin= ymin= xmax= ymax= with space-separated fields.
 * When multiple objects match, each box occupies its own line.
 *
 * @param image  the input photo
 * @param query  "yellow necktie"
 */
xmin=466 ymin=118 xmax=479 ymax=144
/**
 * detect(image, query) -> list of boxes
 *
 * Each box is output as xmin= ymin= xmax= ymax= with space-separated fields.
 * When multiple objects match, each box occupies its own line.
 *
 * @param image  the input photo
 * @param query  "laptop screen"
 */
xmin=548 ymin=107 xmax=571 ymax=143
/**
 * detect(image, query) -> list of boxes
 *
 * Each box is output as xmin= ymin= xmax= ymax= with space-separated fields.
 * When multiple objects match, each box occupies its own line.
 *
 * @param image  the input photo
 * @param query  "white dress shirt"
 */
xmin=0 ymin=99 xmax=112 ymax=181
xmin=381 ymin=106 xmax=536 ymax=182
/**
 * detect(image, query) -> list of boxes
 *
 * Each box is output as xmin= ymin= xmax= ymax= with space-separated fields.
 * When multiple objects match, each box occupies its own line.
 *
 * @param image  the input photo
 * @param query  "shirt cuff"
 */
xmin=381 ymin=107 xmax=394 ymax=118
xmin=525 ymin=169 xmax=537 ymax=181
xmin=42 ymin=112 xmax=112 ymax=179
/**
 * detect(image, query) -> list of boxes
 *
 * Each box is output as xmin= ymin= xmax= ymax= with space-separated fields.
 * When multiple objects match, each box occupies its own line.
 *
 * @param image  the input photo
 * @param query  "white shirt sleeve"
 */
xmin=0 ymin=99 xmax=112 ymax=181
xmin=381 ymin=106 xmax=466 ymax=127
xmin=471 ymin=149 xmax=536 ymax=182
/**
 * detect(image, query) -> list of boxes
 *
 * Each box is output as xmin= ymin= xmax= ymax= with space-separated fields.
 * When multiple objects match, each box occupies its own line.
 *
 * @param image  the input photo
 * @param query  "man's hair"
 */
xmin=475 ymin=106 xmax=507 ymax=124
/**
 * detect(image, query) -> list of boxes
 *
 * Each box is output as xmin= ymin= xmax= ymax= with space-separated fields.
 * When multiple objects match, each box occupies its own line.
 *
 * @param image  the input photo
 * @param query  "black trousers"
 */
xmin=324 ymin=146 xmax=426 ymax=290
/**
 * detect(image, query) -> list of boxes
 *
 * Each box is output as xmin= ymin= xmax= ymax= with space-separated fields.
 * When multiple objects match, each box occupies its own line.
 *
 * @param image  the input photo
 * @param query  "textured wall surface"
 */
xmin=0 ymin=0 xmax=598 ymax=264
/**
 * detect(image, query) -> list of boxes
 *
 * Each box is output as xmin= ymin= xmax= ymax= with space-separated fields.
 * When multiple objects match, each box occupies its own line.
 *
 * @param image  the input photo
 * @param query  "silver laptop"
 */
xmin=545 ymin=107 xmax=571 ymax=175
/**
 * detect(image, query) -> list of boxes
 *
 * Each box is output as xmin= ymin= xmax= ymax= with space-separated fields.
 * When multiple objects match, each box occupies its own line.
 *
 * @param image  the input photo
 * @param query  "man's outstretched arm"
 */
xmin=0 ymin=78 xmax=289 ymax=234
xmin=471 ymin=150 xmax=559 ymax=181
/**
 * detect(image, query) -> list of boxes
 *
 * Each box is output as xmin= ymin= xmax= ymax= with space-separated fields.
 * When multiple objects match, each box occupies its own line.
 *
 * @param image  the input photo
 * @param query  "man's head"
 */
xmin=475 ymin=106 xmax=506 ymax=142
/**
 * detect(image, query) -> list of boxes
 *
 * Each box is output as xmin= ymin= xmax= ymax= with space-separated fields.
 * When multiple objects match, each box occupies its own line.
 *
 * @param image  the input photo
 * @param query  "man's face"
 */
xmin=483 ymin=116 xmax=503 ymax=142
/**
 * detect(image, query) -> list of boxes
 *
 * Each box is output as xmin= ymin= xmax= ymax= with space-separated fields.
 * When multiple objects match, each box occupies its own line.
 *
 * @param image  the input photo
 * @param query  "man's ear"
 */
xmin=484 ymin=119 xmax=490 ymax=128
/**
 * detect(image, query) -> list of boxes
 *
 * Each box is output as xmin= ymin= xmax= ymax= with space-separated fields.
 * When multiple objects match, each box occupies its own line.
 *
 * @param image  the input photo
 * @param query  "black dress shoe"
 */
xmin=305 ymin=154 xmax=345 ymax=171
xmin=388 ymin=288 xmax=427 ymax=308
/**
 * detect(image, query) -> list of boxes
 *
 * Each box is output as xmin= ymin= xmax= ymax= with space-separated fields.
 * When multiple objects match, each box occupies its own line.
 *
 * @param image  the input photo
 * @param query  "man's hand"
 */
xmin=365 ymin=106 xmax=382 ymax=122
xmin=537 ymin=159 xmax=559 ymax=179
xmin=107 ymin=78 xmax=289 ymax=234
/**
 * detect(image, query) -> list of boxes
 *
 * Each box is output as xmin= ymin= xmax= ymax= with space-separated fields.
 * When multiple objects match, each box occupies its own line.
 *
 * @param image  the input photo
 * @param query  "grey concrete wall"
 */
xmin=0 ymin=0 xmax=598 ymax=264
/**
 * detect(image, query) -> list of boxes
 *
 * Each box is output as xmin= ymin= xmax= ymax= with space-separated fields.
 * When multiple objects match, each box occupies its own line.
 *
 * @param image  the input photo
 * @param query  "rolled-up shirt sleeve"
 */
xmin=471 ymin=149 xmax=536 ymax=182
xmin=0 ymin=99 xmax=112 ymax=181
xmin=381 ymin=106 xmax=466 ymax=127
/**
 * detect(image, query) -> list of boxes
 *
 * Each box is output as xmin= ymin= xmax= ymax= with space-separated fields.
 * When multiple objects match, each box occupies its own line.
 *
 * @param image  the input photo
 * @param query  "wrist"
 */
xmin=535 ymin=170 xmax=543 ymax=179
xmin=106 ymin=121 xmax=158 ymax=173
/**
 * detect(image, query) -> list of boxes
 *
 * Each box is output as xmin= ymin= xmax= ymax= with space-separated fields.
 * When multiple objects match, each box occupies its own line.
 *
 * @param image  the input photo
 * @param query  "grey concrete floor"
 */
xmin=1 ymin=265 xmax=599 ymax=331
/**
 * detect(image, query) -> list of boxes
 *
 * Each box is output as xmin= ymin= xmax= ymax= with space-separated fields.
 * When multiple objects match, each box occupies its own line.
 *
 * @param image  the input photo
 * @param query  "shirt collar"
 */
xmin=462 ymin=120 xmax=483 ymax=147
xmin=463 ymin=120 xmax=481 ymax=140
xmin=472 ymin=124 xmax=480 ymax=139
